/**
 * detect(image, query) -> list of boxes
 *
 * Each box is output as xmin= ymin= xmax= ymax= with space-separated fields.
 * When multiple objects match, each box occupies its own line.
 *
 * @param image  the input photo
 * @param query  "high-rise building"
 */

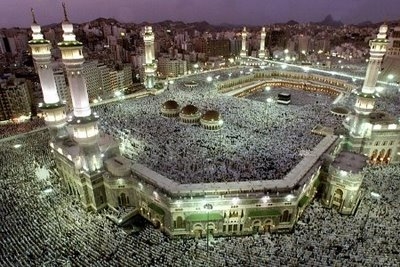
xmin=157 ymin=57 xmax=187 ymax=77
xmin=297 ymin=35 xmax=310 ymax=53
xmin=230 ymin=38 xmax=242 ymax=56
xmin=82 ymin=60 xmax=102 ymax=101
xmin=53 ymin=69 xmax=71 ymax=109
xmin=28 ymin=9 xmax=67 ymax=140
xmin=0 ymin=76 xmax=32 ymax=120
xmin=380 ymin=25 xmax=400 ymax=83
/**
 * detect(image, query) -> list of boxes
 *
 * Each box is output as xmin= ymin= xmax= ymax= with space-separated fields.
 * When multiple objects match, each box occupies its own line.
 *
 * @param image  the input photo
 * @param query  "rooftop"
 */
xmin=331 ymin=151 xmax=368 ymax=173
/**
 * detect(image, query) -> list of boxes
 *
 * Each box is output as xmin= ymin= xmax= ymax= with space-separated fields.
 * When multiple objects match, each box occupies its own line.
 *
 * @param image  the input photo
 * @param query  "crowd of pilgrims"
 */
xmin=0 ymin=130 xmax=399 ymax=266
xmin=93 ymin=72 xmax=344 ymax=184
xmin=0 ymin=118 xmax=45 ymax=139
xmin=0 ymin=67 xmax=400 ymax=266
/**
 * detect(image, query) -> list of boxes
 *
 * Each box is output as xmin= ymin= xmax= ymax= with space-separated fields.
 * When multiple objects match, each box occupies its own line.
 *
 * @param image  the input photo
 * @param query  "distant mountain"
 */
xmin=312 ymin=15 xmax=343 ymax=27
xmin=89 ymin=17 xmax=120 ymax=26
xmin=286 ymin=20 xmax=299 ymax=25
xmin=357 ymin=21 xmax=373 ymax=27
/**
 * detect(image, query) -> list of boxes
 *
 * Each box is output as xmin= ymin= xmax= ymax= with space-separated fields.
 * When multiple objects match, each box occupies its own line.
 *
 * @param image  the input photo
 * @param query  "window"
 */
xmin=280 ymin=210 xmax=290 ymax=222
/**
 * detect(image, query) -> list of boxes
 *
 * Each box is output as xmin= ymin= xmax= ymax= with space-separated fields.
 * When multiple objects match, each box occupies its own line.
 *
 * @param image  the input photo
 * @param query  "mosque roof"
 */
xmin=331 ymin=151 xmax=367 ymax=173
xmin=369 ymin=111 xmax=396 ymax=124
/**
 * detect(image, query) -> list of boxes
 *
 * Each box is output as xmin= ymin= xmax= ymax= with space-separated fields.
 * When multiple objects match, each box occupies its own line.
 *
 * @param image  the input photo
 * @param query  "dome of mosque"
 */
xmin=181 ymin=105 xmax=199 ymax=115
xmin=201 ymin=110 xmax=221 ymax=121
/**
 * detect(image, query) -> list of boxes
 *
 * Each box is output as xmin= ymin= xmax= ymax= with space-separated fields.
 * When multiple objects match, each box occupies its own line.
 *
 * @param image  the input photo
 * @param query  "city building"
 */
xmin=0 ymin=76 xmax=32 ymax=121
xmin=380 ymin=24 xmax=400 ymax=84
xmin=157 ymin=57 xmax=187 ymax=77
xmin=53 ymin=70 xmax=71 ymax=110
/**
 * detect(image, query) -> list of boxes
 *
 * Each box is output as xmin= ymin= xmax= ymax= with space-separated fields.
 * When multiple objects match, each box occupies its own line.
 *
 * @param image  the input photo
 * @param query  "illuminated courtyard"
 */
xmin=94 ymin=71 xmax=343 ymax=184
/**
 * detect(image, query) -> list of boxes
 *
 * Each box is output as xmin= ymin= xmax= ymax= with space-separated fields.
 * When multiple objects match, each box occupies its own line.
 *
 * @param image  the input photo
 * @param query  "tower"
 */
xmin=321 ymin=151 xmax=367 ymax=215
xmin=143 ymin=26 xmax=156 ymax=89
xmin=58 ymin=3 xmax=102 ymax=173
xmin=28 ymin=8 xmax=68 ymax=141
xmin=258 ymin=27 xmax=266 ymax=59
xmin=348 ymin=24 xmax=388 ymax=149
xmin=240 ymin=27 xmax=247 ymax=58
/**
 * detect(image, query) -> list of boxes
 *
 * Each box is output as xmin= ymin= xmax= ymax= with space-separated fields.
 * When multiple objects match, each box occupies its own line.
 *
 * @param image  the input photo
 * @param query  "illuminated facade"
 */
xmin=143 ymin=26 xmax=157 ymax=89
xmin=36 ymin=13 xmax=400 ymax=238
xmin=28 ymin=9 xmax=68 ymax=140
xmin=105 ymin=135 xmax=337 ymax=236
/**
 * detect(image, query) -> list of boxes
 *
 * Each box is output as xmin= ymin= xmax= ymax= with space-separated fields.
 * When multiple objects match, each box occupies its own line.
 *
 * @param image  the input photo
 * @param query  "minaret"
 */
xmin=143 ymin=26 xmax=156 ymax=89
xmin=240 ymin=27 xmax=248 ymax=58
xmin=58 ymin=3 xmax=102 ymax=172
xmin=350 ymin=24 xmax=388 ymax=138
xmin=258 ymin=27 xmax=266 ymax=59
xmin=28 ymin=8 xmax=68 ymax=141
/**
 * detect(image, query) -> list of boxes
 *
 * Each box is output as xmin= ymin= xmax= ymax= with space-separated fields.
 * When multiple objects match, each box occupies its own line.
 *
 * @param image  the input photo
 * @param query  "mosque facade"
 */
xmin=30 ymin=7 xmax=396 ymax=237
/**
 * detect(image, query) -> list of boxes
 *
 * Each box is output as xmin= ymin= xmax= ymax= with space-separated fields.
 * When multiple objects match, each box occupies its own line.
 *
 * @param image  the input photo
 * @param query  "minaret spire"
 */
xmin=62 ymin=2 xmax=69 ymax=22
xmin=347 ymin=23 xmax=389 ymax=151
xmin=58 ymin=7 xmax=102 ymax=173
xmin=258 ymin=27 xmax=266 ymax=59
xmin=240 ymin=27 xmax=248 ymax=58
xmin=30 ymin=8 xmax=37 ymax=24
xmin=143 ymin=26 xmax=157 ymax=89
xmin=28 ymin=10 xmax=68 ymax=141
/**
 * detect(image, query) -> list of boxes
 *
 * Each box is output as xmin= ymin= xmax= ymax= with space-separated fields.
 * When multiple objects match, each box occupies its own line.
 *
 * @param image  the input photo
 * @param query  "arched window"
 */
xmin=333 ymin=188 xmax=343 ymax=206
xmin=281 ymin=210 xmax=290 ymax=222
xmin=176 ymin=216 xmax=184 ymax=229
xmin=119 ymin=193 xmax=128 ymax=206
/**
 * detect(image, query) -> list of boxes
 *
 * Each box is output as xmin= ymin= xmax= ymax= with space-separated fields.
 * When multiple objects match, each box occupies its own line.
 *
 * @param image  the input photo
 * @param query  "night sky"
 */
xmin=1 ymin=0 xmax=399 ymax=28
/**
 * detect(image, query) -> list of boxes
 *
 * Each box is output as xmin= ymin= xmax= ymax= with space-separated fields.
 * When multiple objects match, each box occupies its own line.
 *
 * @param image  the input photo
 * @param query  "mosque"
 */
xmin=30 ymin=4 xmax=399 ymax=238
